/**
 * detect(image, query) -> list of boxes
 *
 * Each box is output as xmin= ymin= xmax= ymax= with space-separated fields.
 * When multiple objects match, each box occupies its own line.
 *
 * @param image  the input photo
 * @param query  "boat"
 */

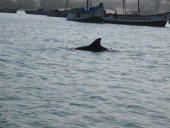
xmin=104 ymin=0 xmax=168 ymax=27
xmin=46 ymin=0 xmax=68 ymax=17
xmin=25 ymin=8 xmax=47 ymax=15
xmin=67 ymin=0 xmax=104 ymax=23
xmin=104 ymin=13 xmax=168 ymax=27
xmin=46 ymin=9 xmax=67 ymax=17
xmin=0 ymin=8 xmax=17 ymax=13
xmin=168 ymin=14 xmax=170 ymax=24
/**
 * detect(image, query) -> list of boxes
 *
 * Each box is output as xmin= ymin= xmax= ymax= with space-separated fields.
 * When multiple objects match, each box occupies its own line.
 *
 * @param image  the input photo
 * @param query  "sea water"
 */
xmin=0 ymin=12 xmax=170 ymax=128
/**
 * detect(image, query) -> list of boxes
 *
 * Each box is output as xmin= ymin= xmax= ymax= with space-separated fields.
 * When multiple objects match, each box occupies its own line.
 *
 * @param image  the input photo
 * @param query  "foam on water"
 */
xmin=0 ymin=13 xmax=170 ymax=128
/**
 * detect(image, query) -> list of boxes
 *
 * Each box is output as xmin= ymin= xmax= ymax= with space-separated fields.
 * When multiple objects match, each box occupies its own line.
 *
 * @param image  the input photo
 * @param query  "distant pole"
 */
xmin=90 ymin=0 xmax=92 ymax=8
xmin=138 ymin=0 xmax=140 ymax=15
xmin=125 ymin=0 xmax=127 ymax=14
xmin=122 ymin=0 xmax=125 ymax=14
xmin=66 ymin=0 xmax=69 ymax=10
xmin=87 ymin=0 xmax=89 ymax=10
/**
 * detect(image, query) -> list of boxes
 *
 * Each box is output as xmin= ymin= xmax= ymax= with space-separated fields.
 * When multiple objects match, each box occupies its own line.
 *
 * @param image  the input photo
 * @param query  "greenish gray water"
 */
xmin=0 ymin=12 xmax=170 ymax=128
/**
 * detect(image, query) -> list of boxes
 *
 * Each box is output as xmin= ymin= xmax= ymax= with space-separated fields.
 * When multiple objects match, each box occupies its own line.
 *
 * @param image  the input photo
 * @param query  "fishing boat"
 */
xmin=67 ymin=0 xmax=104 ymax=23
xmin=104 ymin=0 xmax=168 ymax=27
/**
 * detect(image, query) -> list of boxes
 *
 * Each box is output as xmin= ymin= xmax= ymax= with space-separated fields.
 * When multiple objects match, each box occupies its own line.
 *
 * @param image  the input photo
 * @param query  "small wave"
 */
xmin=52 ymin=111 xmax=74 ymax=117
xmin=43 ymin=38 xmax=60 ymax=43
xmin=126 ymin=105 xmax=146 ymax=110
xmin=0 ymin=58 xmax=8 ymax=62
xmin=122 ymin=122 xmax=143 ymax=128
xmin=83 ymin=115 xmax=104 ymax=123
xmin=89 ymin=95 xmax=107 ymax=101
xmin=109 ymin=49 xmax=120 ymax=53
xmin=69 ymin=103 xmax=96 ymax=109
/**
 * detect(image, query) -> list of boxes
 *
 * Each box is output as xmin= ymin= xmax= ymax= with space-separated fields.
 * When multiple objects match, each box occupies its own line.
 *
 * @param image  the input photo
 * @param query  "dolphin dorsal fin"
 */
xmin=90 ymin=38 xmax=102 ymax=47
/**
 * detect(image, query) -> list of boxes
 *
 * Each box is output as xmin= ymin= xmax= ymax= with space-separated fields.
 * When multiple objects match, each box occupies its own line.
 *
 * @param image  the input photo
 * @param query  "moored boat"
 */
xmin=104 ymin=13 xmax=168 ymax=27
xmin=0 ymin=8 xmax=17 ymax=13
xmin=67 ymin=0 xmax=104 ymax=23
xmin=104 ymin=0 xmax=169 ymax=27
xmin=46 ymin=9 xmax=67 ymax=17
xmin=168 ymin=14 xmax=170 ymax=24
xmin=25 ymin=8 xmax=47 ymax=15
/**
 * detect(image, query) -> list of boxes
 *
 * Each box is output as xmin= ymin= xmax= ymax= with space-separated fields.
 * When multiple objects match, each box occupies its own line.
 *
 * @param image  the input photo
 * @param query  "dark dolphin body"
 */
xmin=75 ymin=38 xmax=108 ymax=52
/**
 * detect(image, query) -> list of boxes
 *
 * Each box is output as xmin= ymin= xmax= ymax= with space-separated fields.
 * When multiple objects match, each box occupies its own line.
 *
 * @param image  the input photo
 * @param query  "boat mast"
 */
xmin=90 ymin=0 xmax=92 ymax=8
xmin=65 ymin=0 xmax=69 ymax=10
xmin=122 ymin=0 xmax=126 ymax=14
xmin=138 ymin=0 xmax=140 ymax=15
xmin=66 ymin=0 xmax=69 ymax=10
xmin=87 ymin=0 xmax=89 ymax=10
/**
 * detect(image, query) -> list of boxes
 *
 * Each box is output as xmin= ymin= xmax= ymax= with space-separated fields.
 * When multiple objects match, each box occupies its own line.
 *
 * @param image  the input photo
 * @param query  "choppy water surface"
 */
xmin=0 ymin=12 xmax=170 ymax=128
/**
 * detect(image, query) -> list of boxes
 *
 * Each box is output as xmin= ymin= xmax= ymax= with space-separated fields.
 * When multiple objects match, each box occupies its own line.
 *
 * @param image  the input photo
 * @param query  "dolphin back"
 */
xmin=75 ymin=46 xmax=90 ymax=50
xmin=75 ymin=38 xmax=108 ymax=52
